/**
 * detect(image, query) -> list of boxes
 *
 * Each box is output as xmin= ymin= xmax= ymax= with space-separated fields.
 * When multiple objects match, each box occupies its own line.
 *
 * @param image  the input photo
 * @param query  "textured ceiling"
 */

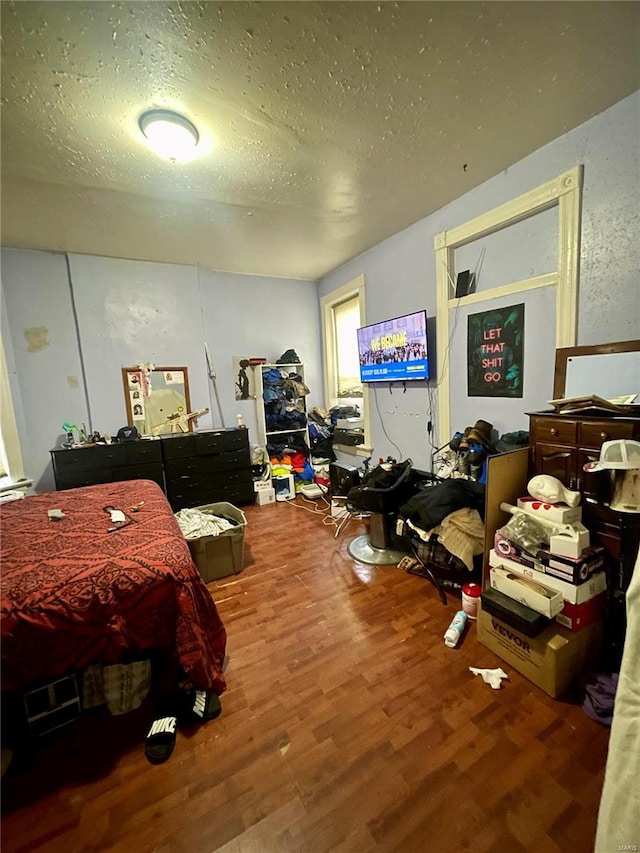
xmin=1 ymin=1 xmax=639 ymax=280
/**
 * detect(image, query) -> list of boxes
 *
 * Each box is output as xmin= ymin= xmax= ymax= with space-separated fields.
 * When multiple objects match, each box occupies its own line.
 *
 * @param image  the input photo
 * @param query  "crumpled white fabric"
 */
xmin=175 ymin=507 xmax=235 ymax=540
xmin=469 ymin=666 xmax=509 ymax=689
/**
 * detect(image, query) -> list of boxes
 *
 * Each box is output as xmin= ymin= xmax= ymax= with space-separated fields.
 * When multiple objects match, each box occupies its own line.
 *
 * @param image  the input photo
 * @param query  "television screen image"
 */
xmin=357 ymin=310 xmax=429 ymax=383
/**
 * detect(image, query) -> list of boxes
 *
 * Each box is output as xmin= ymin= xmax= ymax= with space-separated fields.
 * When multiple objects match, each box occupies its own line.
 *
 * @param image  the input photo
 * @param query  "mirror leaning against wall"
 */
xmin=122 ymin=366 xmax=193 ymax=436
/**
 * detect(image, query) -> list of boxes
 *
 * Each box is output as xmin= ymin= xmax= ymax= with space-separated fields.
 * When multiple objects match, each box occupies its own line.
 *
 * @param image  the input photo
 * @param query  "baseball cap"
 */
xmin=599 ymin=439 xmax=640 ymax=470
xmin=117 ymin=425 xmax=140 ymax=442
xmin=583 ymin=438 xmax=640 ymax=473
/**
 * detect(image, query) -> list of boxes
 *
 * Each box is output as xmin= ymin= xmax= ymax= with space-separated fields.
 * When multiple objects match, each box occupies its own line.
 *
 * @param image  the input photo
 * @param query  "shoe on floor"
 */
xmin=397 ymin=556 xmax=419 ymax=571
xmin=144 ymin=715 xmax=177 ymax=764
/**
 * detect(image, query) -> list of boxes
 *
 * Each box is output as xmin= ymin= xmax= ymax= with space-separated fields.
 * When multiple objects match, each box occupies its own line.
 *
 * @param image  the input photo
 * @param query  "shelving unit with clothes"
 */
xmin=255 ymin=362 xmax=315 ymax=494
xmin=256 ymin=364 xmax=311 ymax=457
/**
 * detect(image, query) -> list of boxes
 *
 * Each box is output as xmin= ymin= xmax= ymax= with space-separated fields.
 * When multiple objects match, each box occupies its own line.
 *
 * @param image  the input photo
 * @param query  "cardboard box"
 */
xmin=186 ymin=502 xmax=247 ymax=582
xmin=254 ymin=480 xmax=273 ymax=492
xmin=494 ymin=532 xmax=604 ymax=583
xmin=489 ymin=566 xmax=564 ymax=618
xmin=477 ymin=604 xmax=602 ymax=698
xmin=516 ymin=496 xmax=582 ymax=525
xmin=556 ymin=593 xmax=607 ymax=632
xmin=256 ymin=487 xmax=275 ymax=505
xmin=548 ymin=523 xmax=590 ymax=559
xmin=489 ymin=550 xmax=607 ymax=605
xmin=480 ymin=587 xmax=551 ymax=638
xmin=482 ymin=581 xmax=603 ymax=636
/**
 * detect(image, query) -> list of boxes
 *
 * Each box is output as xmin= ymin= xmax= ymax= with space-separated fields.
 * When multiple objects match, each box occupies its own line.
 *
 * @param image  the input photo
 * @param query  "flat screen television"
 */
xmin=357 ymin=310 xmax=429 ymax=383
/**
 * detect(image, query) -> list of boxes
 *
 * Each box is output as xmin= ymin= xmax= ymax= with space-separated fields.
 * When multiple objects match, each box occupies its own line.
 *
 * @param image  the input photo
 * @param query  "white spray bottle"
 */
xmin=444 ymin=610 xmax=468 ymax=648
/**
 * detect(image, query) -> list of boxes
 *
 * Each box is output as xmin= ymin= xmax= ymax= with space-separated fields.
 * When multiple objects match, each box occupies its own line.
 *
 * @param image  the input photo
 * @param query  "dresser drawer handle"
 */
xmin=550 ymin=427 xmax=558 ymax=436
xmin=600 ymin=432 xmax=609 ymax=440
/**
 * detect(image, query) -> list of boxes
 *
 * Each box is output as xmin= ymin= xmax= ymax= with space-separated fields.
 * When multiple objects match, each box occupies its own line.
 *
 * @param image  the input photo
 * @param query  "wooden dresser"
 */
xmin=527 ymin=410 xmax=640 ymax=667
xmin=51 ymin=428 xmax=255 ymax=512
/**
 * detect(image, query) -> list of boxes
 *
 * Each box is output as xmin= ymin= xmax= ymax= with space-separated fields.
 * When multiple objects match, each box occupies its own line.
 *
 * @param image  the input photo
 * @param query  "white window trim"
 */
xmin=0 ymin=336 xmax=26 ymax=489
xmin=320 ymin=274 xmax=372 ymax=456
xmin=434 ymin=165 xmax=582 ymax=446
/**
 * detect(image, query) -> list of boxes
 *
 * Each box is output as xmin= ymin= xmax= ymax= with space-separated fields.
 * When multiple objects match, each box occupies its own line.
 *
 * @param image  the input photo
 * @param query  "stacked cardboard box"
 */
xmin=489 ymin=550 xmax=607 ymax=617
xmin=494 ymin=530 xmax=604 ymax=583
xmin=478 ymin=498 xmax=606 ymax=698
xmin=254 ymin=480 xmax=276 ymax=505
xmin=477 ymin=605 xmax=602 ymax=698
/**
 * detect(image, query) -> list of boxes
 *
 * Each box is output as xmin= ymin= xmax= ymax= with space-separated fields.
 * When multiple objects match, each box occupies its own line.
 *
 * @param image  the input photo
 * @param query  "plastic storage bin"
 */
xmin=184 ymin=502 xmax=247 ymax=582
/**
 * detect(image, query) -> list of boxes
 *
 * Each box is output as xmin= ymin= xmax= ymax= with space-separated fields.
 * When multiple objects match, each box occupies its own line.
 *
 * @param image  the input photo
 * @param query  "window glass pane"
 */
xmin=334 ymin=297 xmax=362 ymax=398
xmin=0 ymin=441 xmax=8 ymax=479
xmin=0 ymin=338 xmax=24 ymax=482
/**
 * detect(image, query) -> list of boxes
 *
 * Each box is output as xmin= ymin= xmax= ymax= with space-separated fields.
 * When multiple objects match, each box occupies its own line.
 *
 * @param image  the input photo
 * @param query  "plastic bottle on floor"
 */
xmin=444 ymin=610 xmax=468 ymax=648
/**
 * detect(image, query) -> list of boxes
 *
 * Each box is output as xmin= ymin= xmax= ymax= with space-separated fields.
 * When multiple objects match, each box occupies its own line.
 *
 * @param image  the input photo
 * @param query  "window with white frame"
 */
xmin=321 ymin=274 xmax=371 ymax=453
xmin=333 ymin=296 xmax=362 ymax=399
xmin=0 ymin=338 xmax=26 ymax=489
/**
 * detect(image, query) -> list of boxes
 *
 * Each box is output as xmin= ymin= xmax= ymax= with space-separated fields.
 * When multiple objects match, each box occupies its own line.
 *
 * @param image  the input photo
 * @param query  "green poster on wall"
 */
xmin=467 ymin=303 xmax=524 ymax=398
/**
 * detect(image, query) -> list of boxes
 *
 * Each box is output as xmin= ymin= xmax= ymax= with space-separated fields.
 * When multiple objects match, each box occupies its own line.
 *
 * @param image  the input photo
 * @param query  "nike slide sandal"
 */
xmin=182 ymin=689 xmax=222 ymax=723
xmin=144 ymin=715 xmax=177 ymax=764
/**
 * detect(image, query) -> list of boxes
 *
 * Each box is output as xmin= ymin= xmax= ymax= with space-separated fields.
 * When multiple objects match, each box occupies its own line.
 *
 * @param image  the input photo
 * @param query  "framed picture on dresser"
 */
xmin=553 ymin=340 xmax=640 ymax=403
xmin=122 ymin=366 xmax=192 ymax=436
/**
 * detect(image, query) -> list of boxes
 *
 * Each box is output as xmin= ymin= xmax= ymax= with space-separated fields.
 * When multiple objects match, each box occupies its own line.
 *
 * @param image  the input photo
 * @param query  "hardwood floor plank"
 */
xmin=1 ymin=498 xmax=611 ymax=852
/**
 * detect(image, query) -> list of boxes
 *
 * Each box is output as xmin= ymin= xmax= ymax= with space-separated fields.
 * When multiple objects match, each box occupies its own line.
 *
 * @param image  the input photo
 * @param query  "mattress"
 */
xmin=0 ymin=479 xmax=227 ymax=694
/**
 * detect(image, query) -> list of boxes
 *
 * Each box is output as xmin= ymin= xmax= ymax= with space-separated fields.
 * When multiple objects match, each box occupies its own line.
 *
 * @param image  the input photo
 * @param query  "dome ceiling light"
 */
xmin=138 ymin=109 xmax=200 ymax=162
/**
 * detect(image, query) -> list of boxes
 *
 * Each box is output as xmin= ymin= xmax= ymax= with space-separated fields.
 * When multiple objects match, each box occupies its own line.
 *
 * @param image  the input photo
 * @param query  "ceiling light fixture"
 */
xmin=138 ymin=109 xmax=200 ymax=162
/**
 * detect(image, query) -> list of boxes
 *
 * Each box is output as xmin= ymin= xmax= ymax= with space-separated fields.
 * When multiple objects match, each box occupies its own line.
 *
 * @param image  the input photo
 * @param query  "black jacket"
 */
xmin=398 ymin=479 xmax=485 ymax=531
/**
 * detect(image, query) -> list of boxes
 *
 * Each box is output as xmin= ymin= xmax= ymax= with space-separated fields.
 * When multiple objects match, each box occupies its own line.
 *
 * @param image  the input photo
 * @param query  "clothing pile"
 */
xmin=270 ymin=449 xmax=315 ymax=493
xmin=267 ymin=431 xmax=309 ymax=461
xmin=174 ymin=507 xmax=238 ymax=540
xmin=307 ymin=407 xmax=336 ymax=461
xmin=580 ymin=672 xmax=619 ymax=727
xmin=398 ymin=477 xmax=486 ymax=587
xmin=329 ymin=404 xmax=361 ymax=425
xmin=262 ymin=367 xmax=310 ymax=434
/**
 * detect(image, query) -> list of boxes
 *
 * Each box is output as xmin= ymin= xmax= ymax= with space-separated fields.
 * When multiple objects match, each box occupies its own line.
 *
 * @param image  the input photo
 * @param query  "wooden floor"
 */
xmin=1 ymin=497 xmax=611 ymax=852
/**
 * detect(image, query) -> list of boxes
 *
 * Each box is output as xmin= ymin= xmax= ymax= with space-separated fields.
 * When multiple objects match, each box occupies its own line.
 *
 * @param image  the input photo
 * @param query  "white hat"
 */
xmin=599 ymin=440 xmax=640 ymax=470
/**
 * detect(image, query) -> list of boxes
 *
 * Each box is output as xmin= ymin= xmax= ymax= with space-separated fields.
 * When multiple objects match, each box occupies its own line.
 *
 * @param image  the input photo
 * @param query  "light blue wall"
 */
xmin=68 ymin=254 xmax=206 ymax=440
xmin=197 ymin=267 xmax=322 ymax=442
xmin=1 ymin=250 xmax=319 ymax=491
xmin=319 ymin=91 xmax=640 ymax=469
xmin=1 ymin=250 xmax=88 ymax=492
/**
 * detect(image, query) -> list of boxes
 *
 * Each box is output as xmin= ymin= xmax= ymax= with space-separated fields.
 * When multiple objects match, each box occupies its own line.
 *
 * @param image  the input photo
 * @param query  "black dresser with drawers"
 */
xmin=160 ymin=428 xmax=254 ymax=511
xmin=50 ymin=428 xmax=255 ymax=511
xmin=50 ymin=438 xmax=164 ymax=491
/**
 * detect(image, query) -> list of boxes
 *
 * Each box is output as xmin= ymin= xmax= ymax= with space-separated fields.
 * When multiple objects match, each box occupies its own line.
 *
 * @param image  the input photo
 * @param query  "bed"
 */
xmin=0 ymin=479 xmax=227 ymax=696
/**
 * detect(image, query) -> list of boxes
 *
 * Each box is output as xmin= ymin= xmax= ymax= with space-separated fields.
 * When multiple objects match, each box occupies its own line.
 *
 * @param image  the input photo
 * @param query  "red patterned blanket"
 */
xmin=0 ymin=480 xmax=226 ymax=694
